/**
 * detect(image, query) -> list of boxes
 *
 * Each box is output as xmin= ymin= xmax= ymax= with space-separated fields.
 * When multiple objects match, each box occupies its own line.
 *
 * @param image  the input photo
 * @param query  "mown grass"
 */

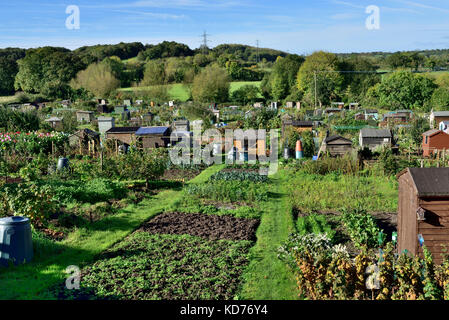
xmin=240 ymin=169 xmax=298 ymax=300
xmin=0 ymin=164 xmax=223 ymax=300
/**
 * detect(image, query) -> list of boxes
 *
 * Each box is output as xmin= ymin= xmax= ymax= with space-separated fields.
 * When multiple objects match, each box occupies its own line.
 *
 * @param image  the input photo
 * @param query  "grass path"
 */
xmin=240 ymin=169 xmax=298 ymax=300
xmin=0 ymin=165 xmax=224 ymax=300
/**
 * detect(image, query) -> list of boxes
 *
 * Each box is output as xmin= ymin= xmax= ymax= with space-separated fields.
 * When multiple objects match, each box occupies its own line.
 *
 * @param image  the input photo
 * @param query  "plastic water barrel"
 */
xmin=0 ymin=216 xmax=33 ymax=267
xmin=284 ymin=147 xmax=290 ymax=159
xmin=57 ymin=157 xmax=69 ymax=171
xmin=296 ymin=140 xmax=303 ymax=159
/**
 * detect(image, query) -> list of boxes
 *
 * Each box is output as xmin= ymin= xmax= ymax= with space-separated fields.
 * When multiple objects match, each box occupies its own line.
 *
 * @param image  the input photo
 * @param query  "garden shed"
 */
xmin=98 ymin=116 xmax=115 ymax=134
xmin=430 ymin=111 xmax=449 ymax=128
xmin=45 ymin=117 xmax=63 ymax=130
xmin=135 ymin=126 xmax=171 ymax=149
xmin=282 ymin=120 xmax=314 ymax=136
xmin=76 ymin=110 xmax=95 ymax=123
xmin=422 ymin=129 xmax=449 ymax=157
xmin=105 ymin=126 xmax=139 ymax=146
xmin=323 ymin=135 xmax=352 ymax=157
xmin=397 ymin=167 xmax=449 ymax=264
xmin=68 ymin=129 xmax=100 ymax=154
xmin=359 ymin=128 xmax=392 ymax=151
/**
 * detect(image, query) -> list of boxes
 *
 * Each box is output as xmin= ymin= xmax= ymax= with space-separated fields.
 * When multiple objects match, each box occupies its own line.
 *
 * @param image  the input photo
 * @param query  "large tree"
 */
xmin=70 ymin=62 xmax=120 ymax=98
xmin=376 ymin=71 xmax=436 ymax=110
xmin=14 ymin=47 xmax=85 ymax=98
xmin=340 ymin=56 xmax=380 ymax=102
xmin=262 ymin=54 xmax=304 ymax=101
xmin=296 ymin=51 xmax=343 ymax=106
xmin=140 ymin=60 xmax=166 ymax=86
xmin=191 ymin=65 xmax=230 ymax=103
xmin=0 ymin=57 xmax=18 ymax=95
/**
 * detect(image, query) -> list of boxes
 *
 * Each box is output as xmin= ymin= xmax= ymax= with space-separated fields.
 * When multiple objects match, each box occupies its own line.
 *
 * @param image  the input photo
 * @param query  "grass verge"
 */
xmin=239 ymin=169 xmax=298 ymax=300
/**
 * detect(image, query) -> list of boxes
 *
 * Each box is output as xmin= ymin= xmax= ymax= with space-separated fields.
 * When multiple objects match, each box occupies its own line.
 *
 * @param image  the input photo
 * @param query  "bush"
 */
xmin=341 ymin=208 xmax=382 ymax=248
xmin=0 ymin=183 xmax=58 ymax=226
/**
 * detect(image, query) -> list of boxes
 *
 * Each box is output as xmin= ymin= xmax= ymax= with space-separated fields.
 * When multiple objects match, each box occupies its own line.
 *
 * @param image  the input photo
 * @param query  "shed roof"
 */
xmin=324 ymin=135 xmax=352 ymax=144
xmin=98 ymin=116 xmax=114 ymax=121
xmin=136 ymin=126 xmax=170 ymax=135
xmin=422 ymin=129 xmax=444 ymax=137
xmin=433 ymin=111 xmax=449 ymax=117
xmin=360 ymin=128 xmax=391 ymax=138
xmin=398 ymin=167 xmax=449 ymax=197
xmin=45 ymin=117 xmax=62 ymax=122
xmin=106 ymin=126 xmax=139 ymax=133
xmin=70 ymin=128 xmax=100 ymax=138
xmin=76 ymin=110 xmax=94 ymax=114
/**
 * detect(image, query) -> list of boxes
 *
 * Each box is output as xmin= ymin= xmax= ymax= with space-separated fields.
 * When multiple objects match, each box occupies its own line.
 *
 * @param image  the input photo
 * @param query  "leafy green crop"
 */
xmin=341 ymin=208 xmax=381 ymax=248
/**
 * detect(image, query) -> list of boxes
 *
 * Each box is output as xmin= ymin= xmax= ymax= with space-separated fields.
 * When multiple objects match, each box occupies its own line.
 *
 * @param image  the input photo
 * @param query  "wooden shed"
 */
xmin=105 ymin=126 xmax=139 ymax=146
xmin=135 ymin=126 xmax=171 ymax=149
xmin=397 ymin=168 xmax=449 ymax=264
xmin=430 ymin=111 xmax=449 ymax=128
xmin=282 ymin=120 xmax=314 ymax=136
xmin=422 ymin=129 xmax=449 ymax=157
xmin=68 ymin=129 xmax=100 ymax=155
xmin=76 ymin=110 xmax=95 ymax=123
xmin=323 ymin=135 xmax=353 ymax=157
xmin=359 ymin=128 xmax=392 ymax=151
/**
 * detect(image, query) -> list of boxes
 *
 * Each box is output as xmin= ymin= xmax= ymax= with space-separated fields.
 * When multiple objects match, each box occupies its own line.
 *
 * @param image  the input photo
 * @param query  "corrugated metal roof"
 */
xmin=408 ymin=168 xmax=449 ymax=197
xmin=360 ymin=128 xmax=391 ymax=138
xmin=136 ymin=126 xmax=170 ymax=135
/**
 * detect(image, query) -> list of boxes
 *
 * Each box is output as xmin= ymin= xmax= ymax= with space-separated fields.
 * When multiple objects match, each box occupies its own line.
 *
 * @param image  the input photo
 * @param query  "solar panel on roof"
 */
xmin=135 ymin=127 xmax=169 ymax=135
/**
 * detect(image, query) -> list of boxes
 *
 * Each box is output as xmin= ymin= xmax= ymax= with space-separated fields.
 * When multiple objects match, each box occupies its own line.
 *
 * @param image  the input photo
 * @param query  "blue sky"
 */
xmin=1 ymin=0 xmax=449 ymax=53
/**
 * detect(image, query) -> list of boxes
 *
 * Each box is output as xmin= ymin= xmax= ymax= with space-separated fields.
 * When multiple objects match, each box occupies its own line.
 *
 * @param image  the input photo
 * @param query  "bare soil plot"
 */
xmin=140 ymin=212 xmax=259 ymax=241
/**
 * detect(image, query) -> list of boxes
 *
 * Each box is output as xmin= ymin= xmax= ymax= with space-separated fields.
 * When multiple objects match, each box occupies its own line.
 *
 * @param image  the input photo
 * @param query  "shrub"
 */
xmin=341 ymin=208 xmax=382 ymax=248
xmin=1 ymin=183 xmax=58 ymax=226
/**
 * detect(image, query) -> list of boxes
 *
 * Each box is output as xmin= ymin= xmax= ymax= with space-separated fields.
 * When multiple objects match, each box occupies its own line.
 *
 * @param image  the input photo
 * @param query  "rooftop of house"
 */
xmin=398 ymin=167 xmax=449 ymax=197
xmin=360 ymin=128 xmax=392 ymax=138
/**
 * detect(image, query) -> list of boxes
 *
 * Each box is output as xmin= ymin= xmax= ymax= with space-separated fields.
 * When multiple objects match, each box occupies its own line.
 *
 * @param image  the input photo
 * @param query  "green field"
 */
xmin=119 ymin=81 xmax=262 ymax=102
xmin=0 ymin=95 xmax=19 ymax=104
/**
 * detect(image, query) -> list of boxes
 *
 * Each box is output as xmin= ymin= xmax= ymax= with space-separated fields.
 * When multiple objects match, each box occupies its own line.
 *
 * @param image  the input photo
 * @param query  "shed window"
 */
xmin=425 ymin=136 xmax=428 ymax=144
